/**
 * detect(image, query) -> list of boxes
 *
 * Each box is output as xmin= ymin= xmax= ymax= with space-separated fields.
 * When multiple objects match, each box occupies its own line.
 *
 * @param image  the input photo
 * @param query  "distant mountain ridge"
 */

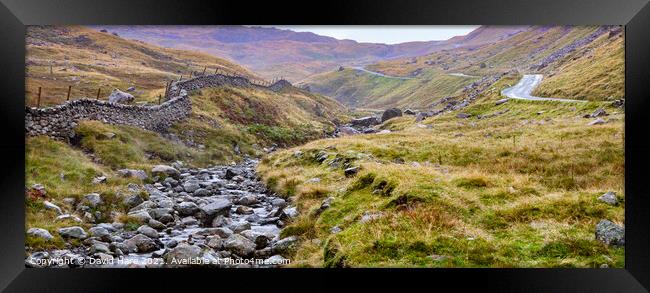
xmin=92 ymin=25 xmax=525 ymax=81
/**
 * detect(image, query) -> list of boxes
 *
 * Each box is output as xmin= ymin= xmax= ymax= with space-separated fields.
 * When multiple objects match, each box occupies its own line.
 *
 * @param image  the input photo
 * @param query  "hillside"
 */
xmin=304 ymin=26 xmax=624 ymax=108
xmin=258 ymin=74 xmax=625 ymax=268
xmin=26 ymin=26 xmax=259 ymax=107
xmin=91 ymin=26 xmax=524 ymax=82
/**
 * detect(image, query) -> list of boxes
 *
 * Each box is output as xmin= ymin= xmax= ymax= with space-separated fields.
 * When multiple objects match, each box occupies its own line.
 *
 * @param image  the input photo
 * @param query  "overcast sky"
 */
xmin=271 ymin=26 xmax=479 ymax=44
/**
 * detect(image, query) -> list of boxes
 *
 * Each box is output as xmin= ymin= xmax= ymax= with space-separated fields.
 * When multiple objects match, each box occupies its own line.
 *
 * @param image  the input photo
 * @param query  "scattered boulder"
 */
xmin=58 ymin=226 xmax=88 ymax=239
xmin=123 ymin=194 xmax=143 ymax=208
xmin=381 ymin=108 xmax=402 ymax=122
xmin=27 ymin=228 xmax=54 ymax=241
xmin=117 ymin=169 xmax=148 ymax=180
xmin=598 ymin=191 xmax=618 ymax=206
xmin=588 ymin=118 xmax=606 ymax=126
xmin=456 ymin=113 xmax=472 ymax=119
xmin=107 ymin=89 xmax=135 ymax=104
xmin=595 ymin=219 xmax=624 ymax=246
xmin=403 ymin=109 xmax=416 ymax=115
xmin=271 ymin=236 xmax=299 ymax=254
xmin=350 ymin=116 xmax=380 ymax=127
xmin=584 ymin=108 xmax=608 ymax=118
xmin=344 ymin=166 xmax=360 ymax=177
xmin=612 ymin=99 xmax=624 ymax=108
xmin=43 ymin=200 xmax=63 ymax=215
xmin=151 ymin=165 xmax=180 ymax=179
xmin=92 ymin=176 xmax=107 ymax=184
xmin=88 ymin=226 xmax=111 ymax=241
xmin=83 ymin=193 xmax=103 ymax=208
xmin=337 ymin=126 xmax=360 ymax=136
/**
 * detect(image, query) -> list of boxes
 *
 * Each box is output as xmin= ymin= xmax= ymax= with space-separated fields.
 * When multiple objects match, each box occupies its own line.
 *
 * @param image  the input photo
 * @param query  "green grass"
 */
xmin=25 ymin=136 xmax=142 ymax=251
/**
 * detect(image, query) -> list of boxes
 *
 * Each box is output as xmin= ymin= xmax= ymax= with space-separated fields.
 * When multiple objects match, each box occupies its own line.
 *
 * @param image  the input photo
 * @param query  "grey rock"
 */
xmin=118 ymin=169 xmax=148 ymax=180
xmin=238 ymin=195 xmax=258 ymax=206
xmin=43 ymin=200 xmax=63 ymax=215
xmin=124 ymin=234 xmax=160 ymax=252
xmin=229 ymin=221 xmax=251 ymax=233
xmin=381 ymin=108 xmax=402 ymax=122
xmin=108 ymin=88 xmax=135 ymax=104
xmin=147 ymin=219 xmax=166 ymax=230
xmin=83 ymin=193 xmax=103 ymax=208
xmin=123 ymin=194 xmax=143 ymax=208
xmin=151 ymin=165 xmax=180 ymax=179
xmin=58 ymin=226 xmax=88 ymax=239
xmin=595 ymin=219 xmax=625 ymax=246
xmin=127 ymin=210 xmax=152 ymax=222
xmin=588 ymin=118 xmax=606 ymax=126
xmin=92 ymin=176 xmax=107 ymax=184
xmin=200 ymin=199 xmax=232 ymax=219
xmin=598 ymin=191 xmax=618 ymax=206
xmin=183 ymin=181 xmax=201 ymax=193
xmin=88 ymin=226 xmax=111 ymax=241
xmin=163 ymin=243 xmax=203 ymax=265
xmin=350 ymin=116 xmax=380 ymax=127
xmin=271 ymin=236 xmax=299 ymax=254
xmin=224 ymin=234 xmax=256 ymax=257
xmin=193 ymin=188 xmax=211 ymax=197
xmin=27 ymin=228 xmax=54 ymax=241
xmin=344 ymin=166 xmax=359 ymax=177
xmin=137 ymin=225 xmax=159 ymax=238
xmin=176 ymin=202 xmax=200 ymax=216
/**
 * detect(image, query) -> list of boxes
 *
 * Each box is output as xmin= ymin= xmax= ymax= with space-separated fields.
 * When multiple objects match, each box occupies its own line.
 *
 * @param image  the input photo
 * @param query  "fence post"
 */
xmin=67 ymin=85 xmax=72 ymax=101
xmin=96 ymin=88 xmax=101 ymax=100
xmin=215 ymin=68 xmax=218 ymax=74
xmin=159 ymin=94 xmax=162 ymax=105
xmin=37 ymin=87 xmax=41 ymax=108
xmin=202 ymin=66 xmax=206 ymax=75
xmin=189 ymin=71 xmax=193 ymax=79
xmin=49 ymin=64 xmax=53 ymax=75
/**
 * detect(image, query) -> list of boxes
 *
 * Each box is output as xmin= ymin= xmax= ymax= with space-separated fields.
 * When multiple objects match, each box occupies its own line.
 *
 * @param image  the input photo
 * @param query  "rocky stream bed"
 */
xmin=25 ymin=159 xmax=299 ymax=268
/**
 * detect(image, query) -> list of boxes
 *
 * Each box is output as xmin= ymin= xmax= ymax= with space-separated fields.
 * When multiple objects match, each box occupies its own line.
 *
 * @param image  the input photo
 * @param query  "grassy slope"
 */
xmin=258 ymin=75 xmax=624 ymax=268
xmin=309 ymin=26 xmax=623 ymax=108
xmin=26 ymin=26 xmax=259 ymax=107
xmin=533 ymin=35 xmax=624 ymax=100
xmin=303 ymin=68 xmax=478 ymax=109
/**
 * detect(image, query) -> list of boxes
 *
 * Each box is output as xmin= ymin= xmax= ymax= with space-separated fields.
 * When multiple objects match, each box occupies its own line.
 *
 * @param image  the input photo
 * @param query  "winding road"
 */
xmin=501 ymin=74 xmax=585 ymax=102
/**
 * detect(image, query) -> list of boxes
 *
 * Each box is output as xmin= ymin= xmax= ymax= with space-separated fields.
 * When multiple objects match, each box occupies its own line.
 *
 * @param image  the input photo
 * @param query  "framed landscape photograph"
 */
xmin=0 ymin=0 xmax=649 ymax=291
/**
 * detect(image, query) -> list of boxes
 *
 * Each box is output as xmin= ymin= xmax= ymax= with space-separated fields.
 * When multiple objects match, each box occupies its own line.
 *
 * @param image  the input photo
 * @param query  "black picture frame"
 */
xmin=0 ymin=0 xmax=648 ymax=291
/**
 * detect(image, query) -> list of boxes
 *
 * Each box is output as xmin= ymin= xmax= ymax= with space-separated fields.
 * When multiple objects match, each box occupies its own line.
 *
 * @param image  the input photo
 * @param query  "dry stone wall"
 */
xmin=165 ymin=73 xmax=293 ymax=100
xmin=25 ymin=93 xmax=191 ymax=139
